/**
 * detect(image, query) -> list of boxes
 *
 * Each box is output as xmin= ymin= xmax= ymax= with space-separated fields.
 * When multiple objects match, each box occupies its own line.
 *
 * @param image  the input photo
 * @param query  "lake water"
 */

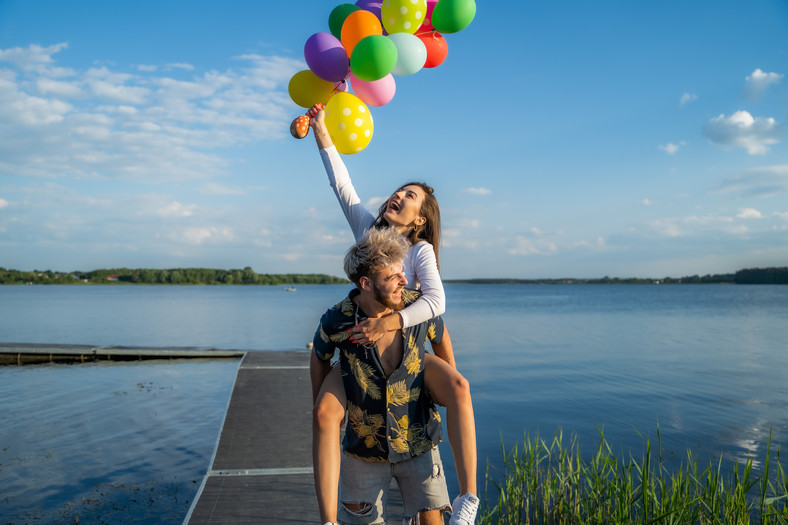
xmin=2 ymin=284 xmax=787 ymax=523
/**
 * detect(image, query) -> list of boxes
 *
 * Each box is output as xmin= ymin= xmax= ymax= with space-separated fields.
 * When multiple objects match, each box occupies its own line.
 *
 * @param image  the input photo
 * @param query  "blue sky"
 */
xmin=1 ymin=0 xmax=787 ymax=279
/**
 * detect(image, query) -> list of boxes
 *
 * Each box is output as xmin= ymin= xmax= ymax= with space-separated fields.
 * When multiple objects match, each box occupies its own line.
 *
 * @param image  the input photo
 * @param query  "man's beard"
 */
xmin=372 ymin=283 xmax=405 ymax=311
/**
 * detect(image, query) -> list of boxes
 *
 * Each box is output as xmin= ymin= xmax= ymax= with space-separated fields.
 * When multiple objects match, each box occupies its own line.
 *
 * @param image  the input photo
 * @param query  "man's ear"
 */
xmin=359 ymin=275 xmax=372 ymax=292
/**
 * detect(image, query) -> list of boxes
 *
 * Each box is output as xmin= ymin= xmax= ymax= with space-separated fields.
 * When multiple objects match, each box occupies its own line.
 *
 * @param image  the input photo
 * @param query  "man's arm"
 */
xmin=310 ymin=351 xmax=333 ymax=403
xmin=430 ymin=325 xmax=456 ymax=369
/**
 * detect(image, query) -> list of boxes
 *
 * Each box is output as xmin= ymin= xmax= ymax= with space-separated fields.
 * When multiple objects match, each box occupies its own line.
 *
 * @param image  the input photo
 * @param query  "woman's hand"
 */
xmin=349 ymin=313 xmax=403 ymax=345
xmin=308 ymin=104 xmax=333 ymax=149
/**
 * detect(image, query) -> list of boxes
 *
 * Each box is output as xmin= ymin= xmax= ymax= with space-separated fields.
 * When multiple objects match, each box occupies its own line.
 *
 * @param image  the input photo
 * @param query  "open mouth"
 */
xmin=388 ymin=200 xmax=401 ymax=212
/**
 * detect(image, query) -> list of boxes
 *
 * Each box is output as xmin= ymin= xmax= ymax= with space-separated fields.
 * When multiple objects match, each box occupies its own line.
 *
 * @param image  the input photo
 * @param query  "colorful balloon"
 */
xmin=350 ymin=34 xmax=398 ymax=81
xmin=416 ymin=0 xmax=438 ymax=32
xmin=341 ymin=9 xmax=383 ymax=57
xmin=304 ymin=32 xmax=350 ymax=82
xmin=387 ymin=32 xmax=427 ymax=75
xmin=324 ymin=92 xmax=374 ymax=154
xmin=350 ymin=73 xmax=396 ymax=106
xmin=329 ymin=4 xmax=361 ymax=39
xmin=431 ymin=0 xmax=476 ymax=34
xmin=289 ymin=70 xmax=349 ymax=108
xmin=355 ymin=0 xmax=383 ymax=22
xmin=417 ymin=31 xmax=448 ymax=68
xmin=381 ymin=0 xmax=427 ymax=34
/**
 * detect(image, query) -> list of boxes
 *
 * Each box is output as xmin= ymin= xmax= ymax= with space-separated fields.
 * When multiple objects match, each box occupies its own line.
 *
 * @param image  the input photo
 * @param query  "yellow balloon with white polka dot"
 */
xmin=325 ymin=92 xmax=374 ymax=154
xmin=382 ymin=0 xmax=428 ymax=34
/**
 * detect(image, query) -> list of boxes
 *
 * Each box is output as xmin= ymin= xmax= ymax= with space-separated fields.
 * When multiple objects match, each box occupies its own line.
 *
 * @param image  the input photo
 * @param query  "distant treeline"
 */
xmin=0 ymin=267 xmax=350 ymax=285
xmin=445 ymin=267 xmax=788 ymax=285
xmin=4 ymin=266 xmax=787 ymax=286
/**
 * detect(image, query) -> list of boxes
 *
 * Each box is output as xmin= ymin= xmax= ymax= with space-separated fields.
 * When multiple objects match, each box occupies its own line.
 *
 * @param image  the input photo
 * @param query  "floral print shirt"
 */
xmin=313 ymin=288 xmax=444 ymax=463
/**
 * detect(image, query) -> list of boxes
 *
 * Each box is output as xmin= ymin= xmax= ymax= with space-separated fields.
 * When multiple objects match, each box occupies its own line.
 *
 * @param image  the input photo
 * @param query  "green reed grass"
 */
xmin=479 ymin=427 xmax=788 ymax=524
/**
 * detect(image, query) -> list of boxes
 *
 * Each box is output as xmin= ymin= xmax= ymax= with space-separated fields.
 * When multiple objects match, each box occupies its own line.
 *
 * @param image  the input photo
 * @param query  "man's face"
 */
xmin=369 ymin=264 xmax=408 ymax=311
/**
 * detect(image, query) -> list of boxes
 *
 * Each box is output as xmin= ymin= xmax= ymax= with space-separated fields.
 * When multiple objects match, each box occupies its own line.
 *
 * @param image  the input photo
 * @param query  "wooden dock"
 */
xmin=183 ymin=350 xmax=407 ymax=524
xmin=184 ymin=350 xmax=318 ymax=524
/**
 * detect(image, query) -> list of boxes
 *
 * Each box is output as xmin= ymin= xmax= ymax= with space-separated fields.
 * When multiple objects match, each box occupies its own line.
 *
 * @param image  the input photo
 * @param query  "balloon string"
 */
xmin=320 ymin=80 xmax=346 ymax=107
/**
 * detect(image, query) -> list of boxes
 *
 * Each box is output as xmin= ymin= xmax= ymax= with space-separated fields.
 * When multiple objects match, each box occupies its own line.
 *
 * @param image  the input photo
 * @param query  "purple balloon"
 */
xmin=355 ymin=0 xmax=382 ymax=17
xmin=304 ymin=32 xmax=350 ymax=82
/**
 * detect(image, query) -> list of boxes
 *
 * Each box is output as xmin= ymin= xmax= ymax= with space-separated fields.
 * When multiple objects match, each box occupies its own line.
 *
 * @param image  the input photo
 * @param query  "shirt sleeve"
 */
xmin=426 ymin=315 xmax=445 ymax=346
xmin=319 ymin=145 xmax=376 ymax=242
xmin=398 ymin=242 xmax=446 ymax=328
xmin=312 ymin=313 xmax=337 ymax=362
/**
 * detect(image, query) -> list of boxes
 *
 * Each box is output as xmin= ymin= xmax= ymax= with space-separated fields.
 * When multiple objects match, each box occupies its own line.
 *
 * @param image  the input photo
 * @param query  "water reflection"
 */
xmin=0 ymin=358 xmax=238 ymax=524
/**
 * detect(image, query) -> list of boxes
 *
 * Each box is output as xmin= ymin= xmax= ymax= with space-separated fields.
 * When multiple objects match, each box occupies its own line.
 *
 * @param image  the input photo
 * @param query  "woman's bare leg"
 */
xmin=424 ymin=353 xmax=477 ymax=495
xmin=312 ymin=365 xmax=346 ymax=523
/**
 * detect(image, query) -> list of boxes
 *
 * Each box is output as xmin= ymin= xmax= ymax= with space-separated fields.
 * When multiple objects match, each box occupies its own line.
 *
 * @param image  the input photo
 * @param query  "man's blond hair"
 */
xmin=344 ymin=227 xmax=410 ymax=286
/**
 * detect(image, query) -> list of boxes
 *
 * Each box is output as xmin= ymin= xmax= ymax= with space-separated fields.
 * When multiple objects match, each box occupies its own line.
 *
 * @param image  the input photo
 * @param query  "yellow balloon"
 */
xmin=382 ymin=0 xmax=428 ymax=34
xmin=288 ymin=70 xmax=338 ymax=108
xmin=325 ymin=92 xmax=374 ymax=154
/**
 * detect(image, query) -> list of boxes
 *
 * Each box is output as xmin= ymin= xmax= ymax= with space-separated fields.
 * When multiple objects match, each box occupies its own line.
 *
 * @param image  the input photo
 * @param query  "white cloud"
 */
xmin=0 ymin=43 xmax=69 ymax=70
xmin=200 ymin=182 xmax=247 ymax=195
xmin=641 ymin=198 xmax=651 ymax=206
xmin=509 ymin=233 xmax=557 ymax=256
xmin=181 ymin=226 xmax=235 ymax=245
xmin=36 ymin=78 xmax=82 ymax=97
xmin=159 ymin=201 xmax=196 ymax=217
xmin=744 ymin=68 xmax=783 ymax=99
xmin=464 ymin=187 xmax=491 ymax=195
xmin=645 ymin=212 xmax=765 ymax=238
xmin=0 ymin=198 xmax=8 ymax=209
xmin=703 ymin=111 xmax=781 ymax=155
xmin=680 ymin=93 xmax=697 ymax=105
xmin=737 ymin=208 xmax=762 ymax=219
xmin=658 ymin=141 xmax=685 ymax=155
xmin=713 ymin=164 xmax=788 ymax=197
xmin=0 ymin=43 xmax=304 ymax=182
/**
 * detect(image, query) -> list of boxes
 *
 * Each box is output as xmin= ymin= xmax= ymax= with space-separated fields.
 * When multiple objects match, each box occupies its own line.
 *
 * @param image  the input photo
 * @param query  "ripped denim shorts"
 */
xmin=338 ymin=446 xmax=451 ymax=525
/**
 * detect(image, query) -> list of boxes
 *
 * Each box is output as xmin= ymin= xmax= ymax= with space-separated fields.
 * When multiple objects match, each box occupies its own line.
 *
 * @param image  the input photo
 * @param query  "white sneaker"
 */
xmin=449 ymin=493 xmax=479 ymax=525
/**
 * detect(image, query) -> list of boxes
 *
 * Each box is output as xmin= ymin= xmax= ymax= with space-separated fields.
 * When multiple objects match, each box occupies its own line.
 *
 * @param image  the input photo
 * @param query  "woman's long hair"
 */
xmin=373 ymin=181 xmax=441 ymax=270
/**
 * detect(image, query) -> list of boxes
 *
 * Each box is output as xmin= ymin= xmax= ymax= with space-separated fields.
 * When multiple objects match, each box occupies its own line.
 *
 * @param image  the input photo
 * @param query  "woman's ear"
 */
xmin=415 ymin=216 xmax=426 ymax=227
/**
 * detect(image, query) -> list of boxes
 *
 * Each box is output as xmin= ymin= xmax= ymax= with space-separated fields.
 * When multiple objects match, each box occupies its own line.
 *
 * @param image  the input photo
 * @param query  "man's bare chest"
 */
xmin=376 ymin=331 xmax=403 ymax=377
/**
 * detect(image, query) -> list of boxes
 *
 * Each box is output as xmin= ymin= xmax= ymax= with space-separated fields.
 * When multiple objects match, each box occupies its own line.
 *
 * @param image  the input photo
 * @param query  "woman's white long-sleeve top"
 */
xmin=319 ymin=145 xmax=446 ymax=328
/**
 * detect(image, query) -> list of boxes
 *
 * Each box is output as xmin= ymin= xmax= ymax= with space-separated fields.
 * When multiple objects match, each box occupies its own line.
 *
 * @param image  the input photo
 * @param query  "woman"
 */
xmin=309 ymin=106 xmax=479 ymax=525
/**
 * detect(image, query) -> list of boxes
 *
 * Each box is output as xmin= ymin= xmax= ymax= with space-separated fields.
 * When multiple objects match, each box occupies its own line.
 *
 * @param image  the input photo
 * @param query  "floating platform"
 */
xmin=0 ymin=342 xmax=245 ymax=365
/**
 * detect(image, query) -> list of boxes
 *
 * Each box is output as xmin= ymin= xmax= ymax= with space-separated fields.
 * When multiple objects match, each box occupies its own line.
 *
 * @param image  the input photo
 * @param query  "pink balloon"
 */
xmin=304 ymin=32 xmax=350 ymax=82
xmin=417 ymin=0 xmax=438 ymax=32
xmin=350 ymin=73 xmax=396 ymax=106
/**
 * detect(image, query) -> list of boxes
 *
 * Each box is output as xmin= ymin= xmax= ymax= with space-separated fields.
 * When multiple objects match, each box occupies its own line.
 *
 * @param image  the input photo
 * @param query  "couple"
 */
xmin=309 ymin=107 xmax=480 ymax=525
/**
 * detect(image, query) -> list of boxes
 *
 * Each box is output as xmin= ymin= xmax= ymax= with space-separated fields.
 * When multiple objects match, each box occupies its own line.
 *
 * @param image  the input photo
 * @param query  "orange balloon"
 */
xmin=341 ymin=10 xmax=383 ymax=57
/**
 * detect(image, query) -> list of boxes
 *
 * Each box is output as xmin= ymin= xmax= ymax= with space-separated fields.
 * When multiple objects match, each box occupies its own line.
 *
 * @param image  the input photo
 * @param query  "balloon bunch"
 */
xmin=288 ymin=0 xmax=476 ymax=154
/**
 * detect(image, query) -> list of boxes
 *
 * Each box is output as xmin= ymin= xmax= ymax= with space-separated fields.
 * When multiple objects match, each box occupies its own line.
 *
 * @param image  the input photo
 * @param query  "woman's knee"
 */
xmin=313 ymin=393 xmax=345 ymax=428
xmin=451 ymin=374 xmax=472 ymax=405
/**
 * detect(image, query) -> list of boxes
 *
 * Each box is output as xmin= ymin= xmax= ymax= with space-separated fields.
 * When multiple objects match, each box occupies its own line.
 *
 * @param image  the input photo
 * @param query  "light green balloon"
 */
xmin=350 ymin=35 xmax=399 ymax=82
xmin=432 ymin=0 xmax=476 ymax=34
xmin=388 ymin=33 xmax=427 ymax=76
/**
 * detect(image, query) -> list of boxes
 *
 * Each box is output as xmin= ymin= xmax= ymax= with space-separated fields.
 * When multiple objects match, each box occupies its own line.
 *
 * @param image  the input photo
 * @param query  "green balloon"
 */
xmin=350 ymin=35 xmax=398 ymax=82
xmin=432 ymin=0 xmax=476 ymax=34
xmin=328 ymin=4 xmax=360 ymax=40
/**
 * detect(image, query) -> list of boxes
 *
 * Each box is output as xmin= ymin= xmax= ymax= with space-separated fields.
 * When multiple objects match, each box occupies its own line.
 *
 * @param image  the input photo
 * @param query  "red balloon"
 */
xmin=417 ymin=31 xmax=448 ymax=68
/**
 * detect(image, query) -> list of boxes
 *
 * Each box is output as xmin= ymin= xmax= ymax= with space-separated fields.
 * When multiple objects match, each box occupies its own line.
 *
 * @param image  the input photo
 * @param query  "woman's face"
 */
xmin=383 ymin=184 xmax=426 ymax=230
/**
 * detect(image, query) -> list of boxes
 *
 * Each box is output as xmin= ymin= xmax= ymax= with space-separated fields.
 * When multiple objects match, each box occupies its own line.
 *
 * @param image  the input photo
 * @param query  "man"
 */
xmin=311 ymin=227 xmax=453 ymax=525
